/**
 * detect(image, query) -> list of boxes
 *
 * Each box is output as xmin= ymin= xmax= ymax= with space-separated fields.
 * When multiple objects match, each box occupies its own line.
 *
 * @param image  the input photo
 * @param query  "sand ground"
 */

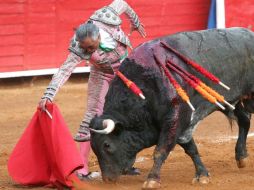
xmin=1 ymin=75 xmax=254 ymax=190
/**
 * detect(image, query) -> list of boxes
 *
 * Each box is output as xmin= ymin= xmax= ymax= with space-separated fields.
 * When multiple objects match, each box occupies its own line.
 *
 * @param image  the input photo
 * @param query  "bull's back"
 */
xmin=164 ymin=27 xmax=254 ymax=96
xmin=129 ymin=27 xmax=254 ymax=101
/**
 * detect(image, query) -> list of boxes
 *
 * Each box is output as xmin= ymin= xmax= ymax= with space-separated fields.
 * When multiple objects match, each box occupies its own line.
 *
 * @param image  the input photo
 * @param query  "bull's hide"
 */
xmin=90 ymin=27 xmax=254 ymax=189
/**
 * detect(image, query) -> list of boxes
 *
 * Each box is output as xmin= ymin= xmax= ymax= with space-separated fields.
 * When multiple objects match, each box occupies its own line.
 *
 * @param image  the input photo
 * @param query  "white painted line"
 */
xmin=210 ymin=132 xmax=254 ymax=143
xmin=0 ymin=66 xmax=90 ymax=78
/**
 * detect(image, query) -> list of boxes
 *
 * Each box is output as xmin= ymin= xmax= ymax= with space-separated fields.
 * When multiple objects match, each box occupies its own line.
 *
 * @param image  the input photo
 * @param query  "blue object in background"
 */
xmin=208 ymin=0 xmax=216 ymax=29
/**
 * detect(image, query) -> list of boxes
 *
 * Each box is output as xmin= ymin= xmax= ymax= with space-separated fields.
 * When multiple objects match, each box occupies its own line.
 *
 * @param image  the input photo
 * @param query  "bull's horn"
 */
xmin=89 ymin=119 xmax=115 ymax=134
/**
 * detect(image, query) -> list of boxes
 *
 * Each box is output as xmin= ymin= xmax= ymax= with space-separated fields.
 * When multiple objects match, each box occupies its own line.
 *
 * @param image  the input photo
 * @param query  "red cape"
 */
xmin=8 ymin=103 xmax=83 ymax=188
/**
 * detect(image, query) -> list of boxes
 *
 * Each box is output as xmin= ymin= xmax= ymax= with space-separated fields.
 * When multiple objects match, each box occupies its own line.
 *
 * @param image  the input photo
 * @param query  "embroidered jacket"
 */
xmin=42 ymin=0 xmax=142 ymax=101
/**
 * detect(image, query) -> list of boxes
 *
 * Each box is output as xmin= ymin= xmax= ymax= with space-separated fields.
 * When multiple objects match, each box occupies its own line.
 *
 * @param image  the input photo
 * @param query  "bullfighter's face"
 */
xmin=79 ymin=35 xmax=100 ymax=54
xmin=90 ymin=118 xmax=137 ymax=182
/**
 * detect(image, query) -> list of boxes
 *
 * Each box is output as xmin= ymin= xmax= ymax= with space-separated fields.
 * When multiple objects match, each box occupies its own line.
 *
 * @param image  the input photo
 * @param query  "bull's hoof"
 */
xmin=236 ymin=158 xmax=247 ymax=168
xmin=192 ymin=176 xmax=210 ymax=185
xmin=142 ymin=179 xmax=161 ymax=189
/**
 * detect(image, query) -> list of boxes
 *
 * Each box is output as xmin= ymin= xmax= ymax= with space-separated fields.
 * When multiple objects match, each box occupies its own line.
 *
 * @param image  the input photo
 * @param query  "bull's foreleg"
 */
xmin=142 ymin=102 xmax=180 ymax=189
xmin=178 ymin=138 xmax=210 ymax=184
xmin=234 ymin=102 xmax=251 ymax=168
xmin=142 ymin=144 xmax=175 ymax=189
xmin=142 ymin=132 xmax=177 ymax=189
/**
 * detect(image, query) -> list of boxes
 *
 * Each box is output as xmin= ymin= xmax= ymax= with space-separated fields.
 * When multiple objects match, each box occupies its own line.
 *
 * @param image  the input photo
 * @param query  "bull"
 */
xmin=89 ymin=27 xmax=254 ymax=189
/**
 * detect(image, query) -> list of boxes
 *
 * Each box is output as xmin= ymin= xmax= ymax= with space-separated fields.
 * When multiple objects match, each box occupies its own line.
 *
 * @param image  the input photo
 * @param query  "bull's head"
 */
xmin=89 ymin=116 xmax=158 ymax=183
xmin=89 ymin=117 xmax=137 ymax=182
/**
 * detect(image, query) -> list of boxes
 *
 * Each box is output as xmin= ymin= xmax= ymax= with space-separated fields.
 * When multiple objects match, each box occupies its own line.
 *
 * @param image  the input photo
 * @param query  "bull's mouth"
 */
xmin=101 ymin=168 xmax=121 ymax=183
xmin=101 ymin=166 xmax=131 ymax=183
xmin=101 ymin=158 xmax=136 ymax=183
xmin=102 ymin=175 xmax=119 ymax=183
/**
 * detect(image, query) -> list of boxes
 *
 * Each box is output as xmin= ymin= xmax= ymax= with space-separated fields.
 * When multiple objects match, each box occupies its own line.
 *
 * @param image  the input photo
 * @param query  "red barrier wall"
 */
xmin=225 ymin=0 xmax=254 ymax=29
xmin=0 ymin=0 xmax=210 ymax=74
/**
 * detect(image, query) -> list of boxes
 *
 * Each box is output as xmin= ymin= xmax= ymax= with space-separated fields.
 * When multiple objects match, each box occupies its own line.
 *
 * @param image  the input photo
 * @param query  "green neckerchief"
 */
xmin=99 ymin=42 xmax=128 ymax=61
xmin=99 ymin=43 xmax=114 ymax=52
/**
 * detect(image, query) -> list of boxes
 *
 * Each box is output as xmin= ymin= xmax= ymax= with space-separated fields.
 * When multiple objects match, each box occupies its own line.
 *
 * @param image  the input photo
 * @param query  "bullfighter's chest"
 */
xmin=90 ymin=44 xmax=127 ymax=68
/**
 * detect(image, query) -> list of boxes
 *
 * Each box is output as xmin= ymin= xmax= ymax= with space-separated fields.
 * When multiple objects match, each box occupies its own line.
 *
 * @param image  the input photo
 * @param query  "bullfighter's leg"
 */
xmin=142 ymin=102 xmax=181 ymax=189
xmin=234 ymin=101 xmax=251 ymax=168
xmin=74 ymin=67 xmax=115 ymax=142
xmin=178 ymin=138 xmax=210 ymax=184
xmin=75 ymin=67 xmax=115 ymax=177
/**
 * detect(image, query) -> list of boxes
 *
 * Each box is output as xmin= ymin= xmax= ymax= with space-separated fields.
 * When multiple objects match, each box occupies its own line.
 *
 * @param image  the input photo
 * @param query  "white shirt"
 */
xmin=99 ymin=28 xmax=117 ymax=50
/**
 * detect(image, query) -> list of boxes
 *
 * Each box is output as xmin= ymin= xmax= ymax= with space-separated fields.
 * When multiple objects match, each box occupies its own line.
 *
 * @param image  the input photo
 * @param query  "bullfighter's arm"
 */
xmin=109 ymin=0 xmax=146 ymax=37
xmin=41 ymin=52 xmax=82 ymax=101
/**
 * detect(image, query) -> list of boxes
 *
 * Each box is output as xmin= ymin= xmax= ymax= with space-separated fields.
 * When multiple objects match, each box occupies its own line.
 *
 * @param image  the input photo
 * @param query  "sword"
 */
xmin=45 ymin=109 xmax=53 ymax=119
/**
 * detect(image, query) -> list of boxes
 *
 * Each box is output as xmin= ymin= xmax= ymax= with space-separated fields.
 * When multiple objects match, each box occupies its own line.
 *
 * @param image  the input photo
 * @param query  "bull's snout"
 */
xmin=102 ymin=175 xmax=118 ymax=183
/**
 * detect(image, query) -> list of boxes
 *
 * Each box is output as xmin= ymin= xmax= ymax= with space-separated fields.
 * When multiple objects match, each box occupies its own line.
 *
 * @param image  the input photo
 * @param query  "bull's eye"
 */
xmin=103 ymin=141 xmax=114 ymax=153
xmin=104 ymin=142 xmax=110 ymax=149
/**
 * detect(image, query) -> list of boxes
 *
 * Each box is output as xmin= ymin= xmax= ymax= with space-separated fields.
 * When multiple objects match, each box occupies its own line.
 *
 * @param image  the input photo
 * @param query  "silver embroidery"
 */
xmin=90 ymin=6 xmax=122 ymax=26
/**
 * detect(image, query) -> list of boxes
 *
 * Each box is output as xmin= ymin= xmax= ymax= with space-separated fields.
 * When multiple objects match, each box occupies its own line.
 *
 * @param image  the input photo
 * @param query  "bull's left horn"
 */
xmin=89 ymin=119 xmax=115 ymax=134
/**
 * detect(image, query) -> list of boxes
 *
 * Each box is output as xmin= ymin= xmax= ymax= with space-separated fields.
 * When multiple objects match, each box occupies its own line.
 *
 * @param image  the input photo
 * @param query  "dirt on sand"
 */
xmin=1 ymin=75 xmax=254 ymax=190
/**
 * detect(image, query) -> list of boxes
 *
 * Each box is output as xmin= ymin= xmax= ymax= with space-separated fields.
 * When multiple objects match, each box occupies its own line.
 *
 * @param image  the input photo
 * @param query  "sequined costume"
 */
xmin=41 ymin=2 xmax=144 ymax=177
xmin=42 ymin=0 xmax=143 ymax=132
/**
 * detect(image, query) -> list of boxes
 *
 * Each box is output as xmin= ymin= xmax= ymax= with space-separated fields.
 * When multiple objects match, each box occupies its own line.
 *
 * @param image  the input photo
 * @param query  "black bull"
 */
xmin=90 ymin=28 xmax=254 ymax=189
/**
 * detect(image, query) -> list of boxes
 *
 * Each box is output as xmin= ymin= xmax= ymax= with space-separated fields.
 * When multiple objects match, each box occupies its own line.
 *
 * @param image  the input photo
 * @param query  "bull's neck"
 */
xmin=103 ymin=110 xmax=159 ymax=151
xmin=122 ymin=126 xmax=159 ymax=154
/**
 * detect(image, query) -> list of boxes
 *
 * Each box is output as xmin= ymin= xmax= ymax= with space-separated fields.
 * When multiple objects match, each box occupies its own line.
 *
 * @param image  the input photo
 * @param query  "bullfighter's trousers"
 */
xmin=77 ymin=64 xmax=119 ymax=175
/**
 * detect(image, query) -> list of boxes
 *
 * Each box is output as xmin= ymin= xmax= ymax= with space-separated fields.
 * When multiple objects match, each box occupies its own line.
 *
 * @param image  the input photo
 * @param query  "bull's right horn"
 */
xmin=89 ymin=119 xmax=115 ymax=134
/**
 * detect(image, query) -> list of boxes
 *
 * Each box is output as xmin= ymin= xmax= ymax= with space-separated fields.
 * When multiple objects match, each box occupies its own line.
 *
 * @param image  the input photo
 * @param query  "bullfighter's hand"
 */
xmin=129 ymin=23 xmax=146 ymax=38
xmin=38 ymin=98 xmax=51 ymax=111
xmin=137 ymin=23 xmax=146 ymax=38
